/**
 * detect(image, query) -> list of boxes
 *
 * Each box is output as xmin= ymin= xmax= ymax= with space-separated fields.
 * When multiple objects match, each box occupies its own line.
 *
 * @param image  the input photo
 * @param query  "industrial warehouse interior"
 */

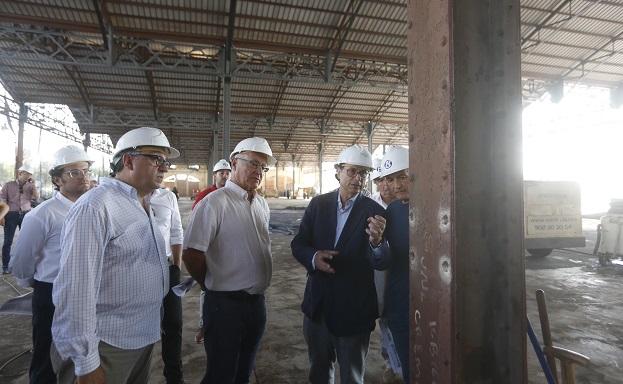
xmin=0 ymin=1 xmax=622 ymax=383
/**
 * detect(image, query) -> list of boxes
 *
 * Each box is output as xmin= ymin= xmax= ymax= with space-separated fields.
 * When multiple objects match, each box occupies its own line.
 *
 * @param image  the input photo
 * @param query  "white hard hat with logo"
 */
xmin=380 ymin=146 xmax=409 ymax=177
xmin=335 ymin=145 xmax=373 ymax=169
xmin=50 ymin=145 xmax=93 ymax=172
xmin=17 ymin=164 xmax=34 ymax=175
xmin=370 ymin=158 xmax=383 ymax=180
xmin=213 ymin=159 xmax=232 ymax=173
xmin=230 ymin=137 xmax=274 ymax=164
xmin=113 ymin=127 xmax=180 ymax=159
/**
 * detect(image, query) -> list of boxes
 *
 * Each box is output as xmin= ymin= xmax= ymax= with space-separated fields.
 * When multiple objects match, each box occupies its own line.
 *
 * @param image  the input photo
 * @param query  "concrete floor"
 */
xmin=0 ymin=198 xmax=621 ymax=383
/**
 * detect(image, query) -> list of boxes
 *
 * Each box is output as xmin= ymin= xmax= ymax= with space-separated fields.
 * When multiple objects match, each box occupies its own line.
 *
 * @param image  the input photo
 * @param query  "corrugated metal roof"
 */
xmin=0 ymin=0 xmax=622 ymax=163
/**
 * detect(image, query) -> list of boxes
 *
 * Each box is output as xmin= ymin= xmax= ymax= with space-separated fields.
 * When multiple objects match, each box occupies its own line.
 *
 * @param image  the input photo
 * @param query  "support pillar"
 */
xmin=366 ymin=121 xmax=374 ymax=192
xmin=409 ymin=1 xmax=525 ymax=383
xmin=222 ymin=76 xmax=231 ymax=159
xmin=15 ymin=104 xmax=27 ymax=176
xmin=317 ymin=142 xmax=324 ymax=195
xmin=275 ymin=161 xmax=279 ymax=196
xmin=291 ymin=154 xmax=296 ymax=199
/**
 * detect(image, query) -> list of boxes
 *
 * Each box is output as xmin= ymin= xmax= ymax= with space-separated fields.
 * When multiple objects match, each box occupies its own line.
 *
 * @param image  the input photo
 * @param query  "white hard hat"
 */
xmin=336 ymin=145 xmax=373 ymax=169
xmin=17 ymin=164 xmax=34 ymax=174
xmin=113 ymin=127 xmax=180 ymax=159
xmin=50 ymin=145 xmax=93 ymax=171
xmin=213 ymin=159 xmax=232 ymax=173
xmin=380 ymin=146 xmax=409 ymax=177
xmin=230 ymin=137 xmax=274 ymax=164
xmin=370 ymin=158 xmax=383 ymax=180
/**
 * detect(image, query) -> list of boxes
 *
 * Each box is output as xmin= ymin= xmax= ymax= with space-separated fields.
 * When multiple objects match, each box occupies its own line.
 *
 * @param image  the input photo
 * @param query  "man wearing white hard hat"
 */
xmin=192 ymin=158 xmax=231 ymax=209
xmin=291 ymin=144 xmax=387 ymax=384
xmin=9 ymin=145 xmax=92 ymax=384
xmin=184 ymin=137 xmax=273 ymax=384
xmin=1 ymin=164 xmax=39 ymax=273
xmin=51 ymin=127 xmax=179 ymax=384
xmin=368 ymin=145 xmax=410 ymax=383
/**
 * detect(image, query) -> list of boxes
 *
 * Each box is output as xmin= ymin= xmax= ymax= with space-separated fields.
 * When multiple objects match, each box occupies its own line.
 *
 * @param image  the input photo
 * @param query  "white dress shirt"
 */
xmin=184 ymin=179 xmax=272 ymax=294
xmin=9 ymin=191 xmax=74 ymax=287
xmin=52 ymin=177 xmax=169 ymax=376
xmin=372 ymin=192 xmax=388 ymax=209
xmin=150 ymin=188 xmax=183 ymax=258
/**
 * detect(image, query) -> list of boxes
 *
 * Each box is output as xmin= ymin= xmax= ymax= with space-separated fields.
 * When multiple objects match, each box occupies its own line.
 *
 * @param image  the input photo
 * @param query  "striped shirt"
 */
xmin=9 ymin=191 xmax=74 ymax=286
xmin=52 ymin=177 xmax=169 ymax=376
xmin=0 ymin=180 xmax=37 ymax=212
xmin=184 ymin=179 xmax=272 ymax=294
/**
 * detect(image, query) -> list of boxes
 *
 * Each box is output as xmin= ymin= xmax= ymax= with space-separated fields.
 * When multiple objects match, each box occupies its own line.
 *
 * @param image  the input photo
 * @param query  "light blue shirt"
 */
xmin=52 ymin=177 xmax=169 ymax=376
xmin=335 ymin=192 xmax=359 ymax=247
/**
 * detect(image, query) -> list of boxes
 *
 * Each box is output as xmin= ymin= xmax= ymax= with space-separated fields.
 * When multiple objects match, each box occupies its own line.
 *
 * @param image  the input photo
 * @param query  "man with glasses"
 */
xmin=1 ymin=164 xmax=39 ymax=274
xmin=10 ymin=145 xmax=92 ymax=384
xmin=291 ymin=144 xmax=387 ymax=384
xmin=183 ymin=137 xmax=273 ymax=384
xmin=51 ymin=127 xmax=179 ymax=384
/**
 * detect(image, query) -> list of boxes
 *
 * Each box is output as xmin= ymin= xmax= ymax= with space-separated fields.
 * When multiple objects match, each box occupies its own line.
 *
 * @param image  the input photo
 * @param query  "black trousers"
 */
xmin=31 ymin=280 xmax=56 ymax=384
xmin=162 ymin=265 xmax=184 ymax=384
xmin=201 ymin=290 xmax=266 ymax=384
xmin=2 ymin=211 xmax=26 ymax=269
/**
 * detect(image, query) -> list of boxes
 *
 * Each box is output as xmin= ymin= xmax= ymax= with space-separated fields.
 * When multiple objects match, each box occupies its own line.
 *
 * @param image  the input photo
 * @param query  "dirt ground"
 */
xmin=1 ymin=198 xmax=621 ymax=383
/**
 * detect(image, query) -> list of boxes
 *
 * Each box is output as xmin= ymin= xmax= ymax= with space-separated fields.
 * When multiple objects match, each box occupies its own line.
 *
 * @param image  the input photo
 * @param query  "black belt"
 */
xmin=206 ymin=290 xmax=263 ymax=301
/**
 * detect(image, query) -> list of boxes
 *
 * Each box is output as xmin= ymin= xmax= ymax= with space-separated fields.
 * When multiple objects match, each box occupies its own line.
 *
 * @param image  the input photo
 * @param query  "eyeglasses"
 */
xmin=129 ymin=153 xmax=171 ymax=168
xmin=236 ymin=157 xmax=269 ymax=173
xmin=342 ymin=167 xmax=370 ymax=179
xmin=63 ymin=169 xmax=96 ymax=179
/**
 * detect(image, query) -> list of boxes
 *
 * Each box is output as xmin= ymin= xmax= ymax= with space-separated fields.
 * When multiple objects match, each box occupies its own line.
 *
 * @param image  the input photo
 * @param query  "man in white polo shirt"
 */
xmin=183 ymin=137 xmax=273 ymax=384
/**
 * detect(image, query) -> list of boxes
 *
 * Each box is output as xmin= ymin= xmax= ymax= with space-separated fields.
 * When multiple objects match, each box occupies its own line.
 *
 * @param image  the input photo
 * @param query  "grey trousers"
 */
xmin=51 ymin=341 xmax=153 ymax=384
xmin=303 ymin=316 xmax=371 ymax=384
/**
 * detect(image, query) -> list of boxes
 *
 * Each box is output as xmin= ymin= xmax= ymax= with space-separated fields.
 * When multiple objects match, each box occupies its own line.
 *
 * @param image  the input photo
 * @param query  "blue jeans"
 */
xmin=2 ymin=211 xmax=26 ymax=270
xmin=201 ymin=291 xmax=266 ymax=384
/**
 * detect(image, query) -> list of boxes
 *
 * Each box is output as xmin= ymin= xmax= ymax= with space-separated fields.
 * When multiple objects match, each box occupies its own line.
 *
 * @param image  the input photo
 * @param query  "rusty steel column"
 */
xmin=408 ymin=1 xmax=525 ymax=383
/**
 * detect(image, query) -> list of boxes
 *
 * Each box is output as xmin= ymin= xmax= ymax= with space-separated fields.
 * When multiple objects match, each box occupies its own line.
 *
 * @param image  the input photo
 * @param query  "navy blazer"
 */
xmin=291 ymin=190 xmax=385 ymax=336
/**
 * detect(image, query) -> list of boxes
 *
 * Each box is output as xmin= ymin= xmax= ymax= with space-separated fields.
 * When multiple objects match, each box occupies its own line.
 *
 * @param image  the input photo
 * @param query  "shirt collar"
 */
xmin=100 ymin=177 xmax=140 ymax=199
xmin=224 ymin=179 xmax=254 ymax=201
xmin=337 ymin=191 xmax=359 ymax=211
xmin=53 ymin=190 xmax=75 ymax=208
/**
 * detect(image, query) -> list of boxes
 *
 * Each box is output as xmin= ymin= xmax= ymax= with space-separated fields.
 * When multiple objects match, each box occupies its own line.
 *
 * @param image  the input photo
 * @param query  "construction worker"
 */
xmin=368 ymin=146 xmax=410 ymax=383
xmin=1 ymin=164 xmax=39 ymax=273
xmin=192 ymin=159 xmax=231 ymax=209
xmin=150 ymin=185 xmax=184 ymax=384
xmin=191 ymin=158 xmax=232 ymax=344
xmin=183 ymin=137 xmax=273 ymax=384
xmin=51 ymin=127 xmax=179 ymax=384
xmin=291 ymin=144 xmax=386 ymax=384
xmin=9 ymin=145 xmax=92 ymax=384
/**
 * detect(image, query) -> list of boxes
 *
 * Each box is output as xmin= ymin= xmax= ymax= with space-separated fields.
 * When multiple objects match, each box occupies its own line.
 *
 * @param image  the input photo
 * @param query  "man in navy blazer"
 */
xmin=291 ymin=145 xmax=387 ymax=384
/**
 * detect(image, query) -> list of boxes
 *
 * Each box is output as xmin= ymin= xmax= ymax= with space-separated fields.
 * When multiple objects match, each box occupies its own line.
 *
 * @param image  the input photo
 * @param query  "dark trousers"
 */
xmin=303 ymin=316 xmax=371 ymax=384
xmin=201 ymin=291 xmax=266 ymax=384
xmin=31 ymin=280 xmax=56 ymax=384
xmin=2 ymin=211 xmax=25 ymax=269
xmin=162 ymin=265 xmax=184 ymax=384
xmin=387 ymin=314 xmax=409 ymax=384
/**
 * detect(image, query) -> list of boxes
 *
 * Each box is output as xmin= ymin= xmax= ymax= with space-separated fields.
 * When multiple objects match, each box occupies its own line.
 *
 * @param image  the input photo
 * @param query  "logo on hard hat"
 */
xmin=383 ymin=160 xmax=392 ymax=169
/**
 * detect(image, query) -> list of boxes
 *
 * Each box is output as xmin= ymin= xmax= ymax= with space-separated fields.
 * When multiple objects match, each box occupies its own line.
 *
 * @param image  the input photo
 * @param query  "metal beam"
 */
xmin=327 ymin=0 xmax=365 ymax=74
xmin=0 ymin=24 xmax=407 ymax=91
xmin=145 ymin=71 xmax=159 ymax=122
xmin=410 ymin=0 xmax=525 ymax=382
xmin=64 ymin=65 xmax=92 ymax=112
